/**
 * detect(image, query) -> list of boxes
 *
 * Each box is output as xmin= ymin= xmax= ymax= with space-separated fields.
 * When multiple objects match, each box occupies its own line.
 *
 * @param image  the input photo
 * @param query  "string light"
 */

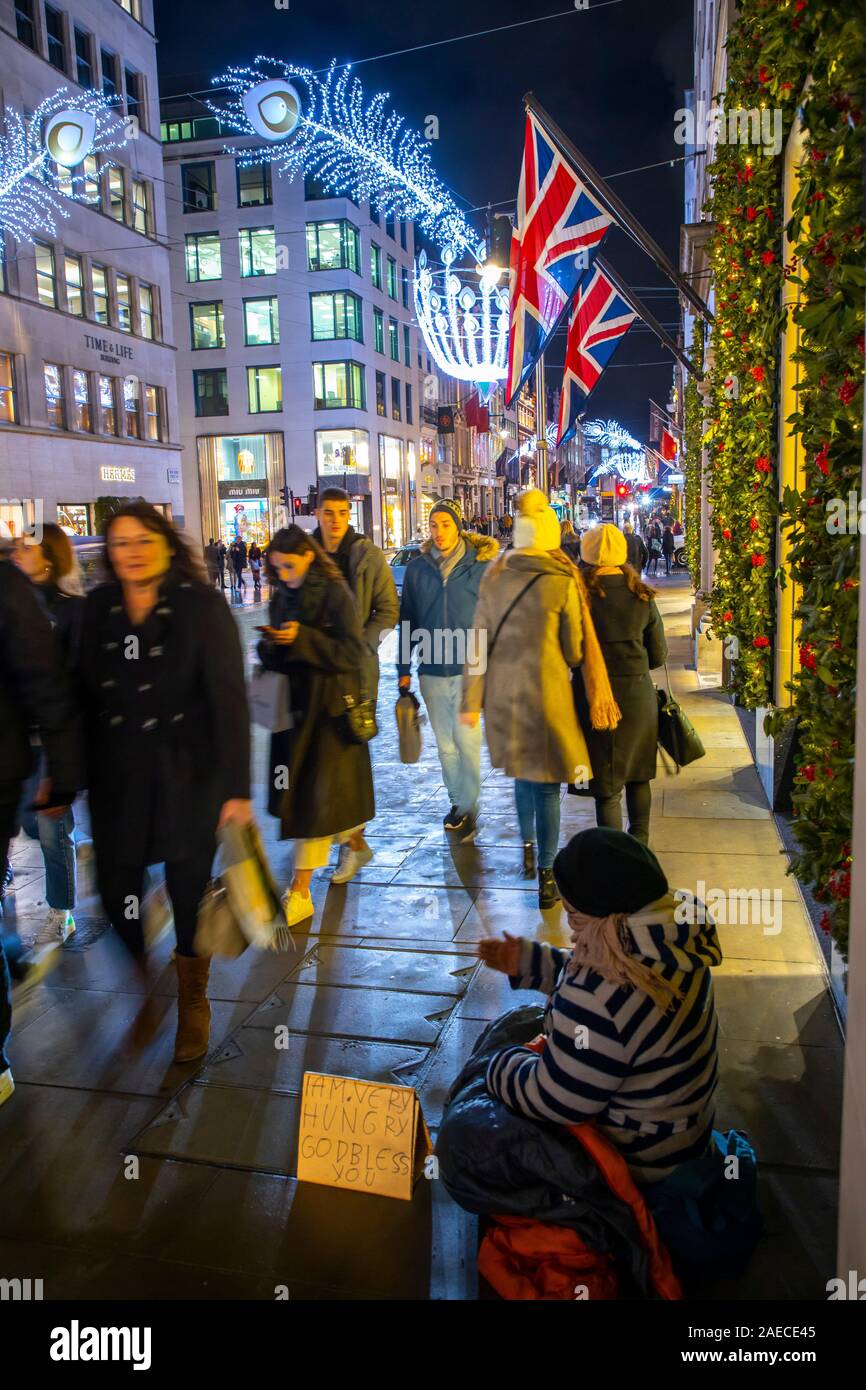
xmin=414 ymin=246 xmax=509 ymax=392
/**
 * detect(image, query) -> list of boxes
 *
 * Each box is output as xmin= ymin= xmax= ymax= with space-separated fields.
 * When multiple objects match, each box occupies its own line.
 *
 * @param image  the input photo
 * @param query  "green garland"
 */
xmin=766 ymin=2 xmax=865 ymax=956
xmin=704 ymin=0 xmax=812 ymax=708
xmin=683 ymin=320 xmax=705 ymax=590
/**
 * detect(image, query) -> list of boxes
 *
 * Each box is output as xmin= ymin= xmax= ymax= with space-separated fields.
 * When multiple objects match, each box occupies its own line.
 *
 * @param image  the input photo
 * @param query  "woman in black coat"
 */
xmin=661 ymin=526 xmax=675 ymax=576
xmin=573 ymin=525 xmax=668 ymax=845
xmin=79 ymin=503 xmax=252 ymax=1062
xmin=258 ymin=526 xmax=374 ymax=930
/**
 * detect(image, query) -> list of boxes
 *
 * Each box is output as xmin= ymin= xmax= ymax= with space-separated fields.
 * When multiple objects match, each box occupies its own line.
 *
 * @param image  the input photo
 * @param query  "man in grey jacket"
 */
xmin=313 ymin=486 xmax=399 ymax=882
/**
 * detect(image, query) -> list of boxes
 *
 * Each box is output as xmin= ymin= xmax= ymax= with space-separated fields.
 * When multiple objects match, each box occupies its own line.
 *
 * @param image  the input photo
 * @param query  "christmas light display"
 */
xmin=0 ymin=87 xmax=127 ymax=242
xmin=582 ymin=418 xmax=642 ymax=452
xmin=213 ymin=59 xmax=483 ymax=258
xmin=414 ymin=246 xmax=510 ymax=393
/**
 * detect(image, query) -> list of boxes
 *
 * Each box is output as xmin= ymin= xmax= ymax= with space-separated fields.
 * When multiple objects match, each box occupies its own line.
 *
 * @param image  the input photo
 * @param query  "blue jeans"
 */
xmin=419 ymin=673 xmax=482 ymax=817
xmin=19 ymin=768 xmax=76 ymax=911
xmin=514 ymin=779 xmax=561 ymax=869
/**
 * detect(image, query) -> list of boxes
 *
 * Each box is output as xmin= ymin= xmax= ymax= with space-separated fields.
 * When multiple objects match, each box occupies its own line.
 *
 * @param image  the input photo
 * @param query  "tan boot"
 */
xmin=174 ymin=954 xmax=211 ymax=1063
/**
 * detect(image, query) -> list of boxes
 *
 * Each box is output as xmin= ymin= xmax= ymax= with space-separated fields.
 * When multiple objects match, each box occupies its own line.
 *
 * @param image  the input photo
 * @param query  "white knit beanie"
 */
xmin=513 ymin=488 xmax=562 ymax=552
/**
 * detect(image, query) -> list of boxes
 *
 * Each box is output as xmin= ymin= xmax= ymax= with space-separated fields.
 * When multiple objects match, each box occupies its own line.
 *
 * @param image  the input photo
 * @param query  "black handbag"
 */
xmin=339 ymin=691 xmax=379 ymax=744
xmin=656 ymin=664 xmax=705 ymax=771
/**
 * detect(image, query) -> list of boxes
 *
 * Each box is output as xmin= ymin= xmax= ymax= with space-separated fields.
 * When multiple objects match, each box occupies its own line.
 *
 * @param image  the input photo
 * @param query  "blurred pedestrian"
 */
xmin=229 ymin=538 xmax=247 ymax=591
xmin=204 ymin=537 xmax=220 ymax=588
xmin=398 ymin=500 xmax=498 ymax=841
xmin=259 ymin=527 xmax=375 ymax=927
xmin=661 ymin=525 xmax=675 ymax=577
xmin=79 ymin=503 xmax=251 ymax=1061
xmin=646 ymin=519 xmax=663 ymax=575
xmin=576 ymin=525 xmax=668 ymax=845
xmin=248 ymin=542 xmax=263 ymax=597
xmin=11 ymin=526 xmax=85 ymax=945
xmin=559 ymin=517 xmax=581 ymax=564
xmin=622 ymin=521 xmax=648 ymax=574
xmin=313 ymin=487 xmax=398 ymax=882
xmin=216 ymin=539 xmax=227 ymax=591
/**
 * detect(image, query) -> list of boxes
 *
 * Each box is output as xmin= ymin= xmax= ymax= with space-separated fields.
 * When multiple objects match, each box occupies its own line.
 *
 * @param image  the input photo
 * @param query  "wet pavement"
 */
xmin=0 ymin=572 xmax=842 ymax=1300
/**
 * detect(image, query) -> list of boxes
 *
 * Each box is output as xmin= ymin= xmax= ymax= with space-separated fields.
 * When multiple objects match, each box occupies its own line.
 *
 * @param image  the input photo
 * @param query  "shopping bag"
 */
xmin=396 ymin=691 xmax=422 ymax=764
xmin=217 ymin=820 xmax=295 ymax=952
xmin=194 ymin=880 xmax=249 ymax=959
xmin=249 ymin=667 xmax=292 ymax=732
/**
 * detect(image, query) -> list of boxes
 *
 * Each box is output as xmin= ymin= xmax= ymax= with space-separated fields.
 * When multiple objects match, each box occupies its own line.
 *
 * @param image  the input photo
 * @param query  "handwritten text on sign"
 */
xmin=296 ymin=1072 xmax=428 ymax=1201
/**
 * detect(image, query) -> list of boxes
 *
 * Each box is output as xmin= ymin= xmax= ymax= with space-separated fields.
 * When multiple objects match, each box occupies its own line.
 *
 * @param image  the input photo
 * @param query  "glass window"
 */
xmin=400 ymin=221 xmax=407 ymax=251
xmin=401 ymin=264 xmax=410 ymax=309
xmin=132 ymin=179 xmax=150 ymax=235
xmin=116 ymin=273 xmax=132 ymax=331
xmin=190 ymin=301 xmax=225 ymax=350
xmin=185 ymin=232 xmax=221 ymax=282
xmin=239 ymin=226 xmax=276 ymax=277
xmin=99 ymin=375 xmax=117 ymax=433
xmin=72 ymin=369 xmax=92 ymax=431
xmin=247 ymin=365 xmax=282 ymax=414
xmin=406 ymin=381 xmax=413 ymax=424
xmin=78 ymin=153 xmax=100 ymax=206
xmin=144 ymin=384 xmax=162 ymax=441
xmin=0 ymin=353 xmax=17 ymax=424
xmin=194 ymin=368 xmax=228 ymax=417
xmin=375 ymin=370 xmax=386 ymax=417
xmin=44 ymin=363 xmax=65 ymax=428
xmin=123 ymin=375 xmax=140 ymax=436
xmin=304 ymin=174 xmax=334 ymax=200
xmin=101 ymin=49 xmax=118 ymax=104
xmin=74 ymin=28 xmax=92 ymax=85
xmin=182 ymin=162 xmax=216 ymax=213
xmin=373 ymin=307 xmax=384 ymax=354
xmin=15 ymin=0 xmax=36 ymax=50
xmin=404 ymin=324 xmax=413 ymax=366
xmin=125 ymin=68 xmax=142 ymax=125
xmin=391 ymin=376 xmax=402 ymax=422
xmin=370 ymin=243 xmax=382 ymax=290
xmin=313 ymin=361 xmax=365 ymax=410
xmin=385 ymin=213 xmax=395 ymax=240
xmin=387 ymin=256 xmax=398 ymax=299
xmin=45 ymin=4 xmax=66 ymax=71
xmin=244 ymin=297 xmax=279 ymax=346
xmin=34 ymin=241 xmax=57 ymax=307
xmin=139 ymin=283 xmax=155 ymax=339
xmin=107 ymin=167 xmax=125 ymax=222
xmin=64 ymin=255 xmax=83 ymax=316
xmin=305 ymin=220 xmax=360 ymax=273
xmin=91 ymin=264 xmax=109 ymax=324
xmin=237 ymin=161 xmax=272 ymax=207
xmin=118 ymin=0 xmax=143 ymax=20
xmin=315 ymin=428 xmax=370 ymax=477
xmin=388 ymin=317 xmax=399 ymax=362
xmin=310 ymin=291 xmax=363 ymax=342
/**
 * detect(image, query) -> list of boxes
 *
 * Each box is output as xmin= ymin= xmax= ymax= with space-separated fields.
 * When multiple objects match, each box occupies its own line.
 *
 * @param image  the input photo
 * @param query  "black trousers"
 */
xmin=594 ymin=781 xmax=652 ymax=846
xmin=96 ymin=847 xmax=215 ymax=959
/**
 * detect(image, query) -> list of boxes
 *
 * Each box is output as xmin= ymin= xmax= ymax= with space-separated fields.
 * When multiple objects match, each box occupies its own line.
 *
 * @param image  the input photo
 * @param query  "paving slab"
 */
xmin=132 ymin=1084 xmax=302 ymax=1175
xmin=198 ymin=1030 xmax=428 ymax=1094
xmin=315 ymin=883 xmax=474 ymax=939
xmin=286 ymin=942 xmax=477 ymax=995
xmin=655 ymin=849 xmax=803 ymax=899
xmin=245 ymin=982 xmax=459 ymax=1047
xmin=649 ymin=816 xmax=784 ymax=854
xmin=391 ymin=844 xmax=541 ymax=890
xmin=713 ymin=960 xmax=841 ymax=1046
xmin=454 ymin=888 xmax=571 ymax=946
xmin=414 ymin=1015 xmax=490 ymax=1126
xmin=660 ymin=788 xmax=772 ymax=820
xmin=714 ymin=1037 xmax=842 ymax=1170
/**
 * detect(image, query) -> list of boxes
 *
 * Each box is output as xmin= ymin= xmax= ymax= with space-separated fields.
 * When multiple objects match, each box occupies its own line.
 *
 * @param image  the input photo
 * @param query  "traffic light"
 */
xmin=616 ymin=482 xmax=631 ymax=499
xmin=294 ymin=495 xmax=302 ymax=514
xmin=280 ymin=485 xmax=291 ymax=509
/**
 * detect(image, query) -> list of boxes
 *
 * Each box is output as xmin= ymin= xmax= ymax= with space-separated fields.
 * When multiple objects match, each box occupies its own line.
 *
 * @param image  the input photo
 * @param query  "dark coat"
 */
xmin=625 ymin=533 xmax=648 ymax=572
xmin=79 ymin=578 xmax=250 ymax=864
xmin=259 ymin=568 xmax=374 ymax=840
xmin=313 ymin=527 xmax=399 ymax=697
xmin=230 ymin=541 xmax=247 ymax=572
xmin=397 ymin=532 xmax=499 ymax=679
xmin=573 ymin=574 xmax=668 ymax=794
xmin=661 ymin=530 xmax=675 ymax=557
xmin=0 ymin=559 xmax=83 ymax=808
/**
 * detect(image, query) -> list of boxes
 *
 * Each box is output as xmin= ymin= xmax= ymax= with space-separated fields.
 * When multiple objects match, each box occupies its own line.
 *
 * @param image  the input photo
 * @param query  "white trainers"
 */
xmin=37 ymin=908 xmax=75 ymax=946
xmin=331 ymin=840 xmax=374 ymax=884
xmin=282 ymin=890 xmax=315 ymax=928
xmin=0 ymin=1069 xmax=14 ymax=1107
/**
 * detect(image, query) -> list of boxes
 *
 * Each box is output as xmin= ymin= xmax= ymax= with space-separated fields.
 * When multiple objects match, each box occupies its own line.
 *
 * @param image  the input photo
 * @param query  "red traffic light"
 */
xmin=615 ymin=483 xmax=630 ymax=498
xmin=293 ymin=497 xmax=302 ymax=512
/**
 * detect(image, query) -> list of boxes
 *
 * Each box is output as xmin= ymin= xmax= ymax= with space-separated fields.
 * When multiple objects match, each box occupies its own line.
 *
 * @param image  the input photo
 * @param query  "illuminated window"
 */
xmin=247 ymin=365 xmax=282 ymax=413
xmin=185 ymin=232 xmax=221 ymax=282
xmin=99 ymin=375 xmax=117 ymax=433
xmin=34 ymin=241 xmax=57 ymax=307
xmin=139 ymin=283 xmax=155 ymax=339
xmin=190 ymin=301 xmax=225 ymax=350
xmin=107 ymin=167 xmax=125 ymax=222
xmin=131 ymin=179 xmax=150 ymax=235
xmin=388 ymin=317 xmax=399 ymax=362
xmin=72 ymin=369 xmax=92 ymax=431
xmin=123 ymin=375 xmax=140 ymax=436
xmin=305 ymin=220 xmax=360 ymax=273
xmin=387 ymin=256 xmax=397 ymax=299
xmin=375 ymin=370 xmax=385 ymax=417
xmin=0 ymin=353 xmax=18 ymax=424
xmin=116 ymin=274 xmax=132 ymax=331
xmin=370 ymin=242 xmax=382 ymax=290
xmin=239 ymin=226 xmax=276 ymax=277
xmin=91 ymin=264 xmax=109 ymax=324
xmin=244 ymin=297 xmax=279 ymax=346
xmin=373 ymin=307 xmax=384 ymax=354
xmin=403 ymin=323 xmax=411 ymax=366
xmin=78 ymin=154 xmax=100 ymax=206
xmin=313 ymin=360 xmax=365 ymax=410
xmin=144 ymin=384 xmax=162 ymax=441
xmin=44 ymin=363 xmax=65 ymax=428
xmin=310 ymin=291 xmax=363 ymax=342
xmin=64 ymin=255 xmax=83 ymax=316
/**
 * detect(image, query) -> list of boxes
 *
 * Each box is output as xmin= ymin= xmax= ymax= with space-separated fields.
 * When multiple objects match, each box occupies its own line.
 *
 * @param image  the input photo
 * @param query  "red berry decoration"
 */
xmin=751 ymin=553 xmax=766 ymax=568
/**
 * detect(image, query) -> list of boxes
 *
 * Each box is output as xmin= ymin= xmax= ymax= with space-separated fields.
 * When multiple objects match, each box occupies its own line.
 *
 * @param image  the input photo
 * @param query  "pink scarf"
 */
xmin=564 ymin=901 xmax=681 ymax=1012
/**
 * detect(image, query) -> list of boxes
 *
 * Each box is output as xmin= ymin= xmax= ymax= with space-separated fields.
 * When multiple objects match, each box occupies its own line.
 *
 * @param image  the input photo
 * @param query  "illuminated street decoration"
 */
xmin=414 ymin=246 xmax=509 ymax=392
xmin=583 ymin=418 xmax=642 ymax=452
xmin=0 ymin=87 xmax=127 ymax=242
xmin=584 ymin=418 xmax=650 ymax=484
xmin=214 ymin=60 xmax=483 ymax=258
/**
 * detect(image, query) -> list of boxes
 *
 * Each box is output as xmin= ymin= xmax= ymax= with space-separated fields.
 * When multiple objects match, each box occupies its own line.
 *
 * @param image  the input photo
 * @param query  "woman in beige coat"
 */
xmin=462 ymin=490 xmax=619 ymax=909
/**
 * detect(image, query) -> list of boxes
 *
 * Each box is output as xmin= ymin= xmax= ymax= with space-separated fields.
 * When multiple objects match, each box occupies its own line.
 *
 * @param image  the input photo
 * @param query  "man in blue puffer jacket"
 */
xmin=397 ymin=499 xmax=498 ymax=840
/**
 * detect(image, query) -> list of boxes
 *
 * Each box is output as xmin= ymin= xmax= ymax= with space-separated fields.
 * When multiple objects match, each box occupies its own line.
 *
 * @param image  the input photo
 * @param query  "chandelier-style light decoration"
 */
xmin=0 ymin=87 xmax=127 ymax=241
xmin=414 ymin=246 xmax=509 ymax=394
xmin=213 ymin=59 xmax=483 ymax=258
xmin=583 ymin=418 xmax=642 ymax=452
xmin=583 ymin=418 xmax=650 ymax=484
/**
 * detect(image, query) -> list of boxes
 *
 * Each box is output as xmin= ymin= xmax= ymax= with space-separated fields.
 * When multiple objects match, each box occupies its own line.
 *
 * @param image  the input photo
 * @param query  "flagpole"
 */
xmin=535 ymin=359 xmax=549 ymax=497
xmin=595 ymin=255 xmax=704 ymax=380
xmin=523 ymin=92 xmax=714 ymax=327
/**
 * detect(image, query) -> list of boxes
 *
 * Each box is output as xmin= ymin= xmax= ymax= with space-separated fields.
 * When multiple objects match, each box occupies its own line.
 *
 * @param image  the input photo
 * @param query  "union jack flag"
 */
xmin=505 ymin=110 xmax=613 ymax=408
xmin=556 ymin=265 xmax=637 ymax=446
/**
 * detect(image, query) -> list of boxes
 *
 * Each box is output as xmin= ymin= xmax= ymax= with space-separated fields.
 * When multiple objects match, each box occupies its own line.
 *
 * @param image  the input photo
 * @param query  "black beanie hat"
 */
xmin=429 ymin=498 xmax=463 ymax=531
xmin=553 ymin=828 xmax=668 ymax=917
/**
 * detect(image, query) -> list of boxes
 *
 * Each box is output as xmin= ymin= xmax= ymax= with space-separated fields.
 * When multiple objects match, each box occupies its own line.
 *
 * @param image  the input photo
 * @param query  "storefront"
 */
xmin=316 ymin=427 xmax=371 ymax=535
xmin=197 ymin=432 xmax=284 ymax=545
xmin=379 ymin=434 xmax=406 ymax=549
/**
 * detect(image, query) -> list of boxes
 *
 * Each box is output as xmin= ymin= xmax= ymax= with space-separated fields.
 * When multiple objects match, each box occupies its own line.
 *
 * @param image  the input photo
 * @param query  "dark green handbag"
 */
xmin=339 ymin=690 xmax=379 ymax=744
xmin=657 ymin=665 xmax=706 ymax=770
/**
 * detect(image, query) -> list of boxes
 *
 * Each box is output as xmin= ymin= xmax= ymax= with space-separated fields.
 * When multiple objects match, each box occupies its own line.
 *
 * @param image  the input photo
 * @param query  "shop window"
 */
xmin=116 ymin=273 xmax=132 ymax=331
xmin=34 ymin=241 xmax=57 ymax=307
xmin=247 ymin=365 xmax=282 ymax=413
xmin=315 ymin=428 xmax=370 ymax=477
xmin=182 ymin=161 xmax=216 ymax=213
xmin=58 ymin=503 xmax=91 ymax=535
xmin=91 ymin=263 xmax=109 ymax=324
xmin=190 ymin=301 xmax=225 ymax=350
xmin=313 ymin=360 xmax=365 ymax=411
xmin=237 ymin=161 xmax=272 ymax=207
xmin=310 ymin=290 xmax=363 ymax=342
xmin=44 ymin=363 xmax=65 ymax=428
xmin=239 ymin=226 xmax=276 ymax=277
xmin=99 ymin=375 xmax=117 ymax=433
xmin=305 ymin=220 xmax=360 ymax=273
xmin=194 ymin=368 xmax=229 ymax=417
xmin=0 ymin=353 xmax=17 ymax=424
xmin=72 ymin=369 xmax=92 ymax=431
xmin=64 ymin=255 xmax=83 ymax=316
xmin=185 ymin=232 xmax=221 ymax=282
xmin=244 ymin=297 xmax=279 ymax=346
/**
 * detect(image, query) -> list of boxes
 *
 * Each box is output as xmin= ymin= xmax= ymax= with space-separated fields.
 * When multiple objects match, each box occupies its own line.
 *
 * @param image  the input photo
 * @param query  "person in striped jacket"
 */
xmin=479 ymin=827 xmax=722 ymax=1184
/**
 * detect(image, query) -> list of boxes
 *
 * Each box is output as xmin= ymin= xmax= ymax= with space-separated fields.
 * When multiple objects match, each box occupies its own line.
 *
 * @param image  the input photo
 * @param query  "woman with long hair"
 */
xmin=79 ymin=503 xmax=252 ymax=1061
xmin=258 ymin=525 xmax=375 ymax=928
xmin=574 ymin=524 xmax=668 ymax=845
xmin=11 ymin=524 xmax=85 ymax=945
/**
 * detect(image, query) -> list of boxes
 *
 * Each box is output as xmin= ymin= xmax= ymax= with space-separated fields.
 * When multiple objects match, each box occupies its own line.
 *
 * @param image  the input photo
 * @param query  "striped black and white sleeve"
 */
xmin=508 ymin=939 xmax=570 ymax=995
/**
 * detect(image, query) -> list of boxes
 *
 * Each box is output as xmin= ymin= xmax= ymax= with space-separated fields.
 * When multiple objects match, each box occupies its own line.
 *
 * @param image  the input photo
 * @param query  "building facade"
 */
xmin=0 ymin=0 xmax=181 ymax=539
xmin=160 ymin=105 xmax=424 ymax=549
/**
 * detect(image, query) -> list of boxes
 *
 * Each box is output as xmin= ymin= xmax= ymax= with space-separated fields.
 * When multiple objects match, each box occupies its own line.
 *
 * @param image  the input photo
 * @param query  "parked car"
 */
xmin=673 ymin=532 xmax=688 ymax=568
xmin=387 ymin=542 xmax=421 ymax=595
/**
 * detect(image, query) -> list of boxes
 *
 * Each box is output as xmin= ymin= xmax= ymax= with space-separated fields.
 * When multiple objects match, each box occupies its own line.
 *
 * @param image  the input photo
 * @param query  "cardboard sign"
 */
xmin=296 ymin=1072 xmax=432 ymax=1201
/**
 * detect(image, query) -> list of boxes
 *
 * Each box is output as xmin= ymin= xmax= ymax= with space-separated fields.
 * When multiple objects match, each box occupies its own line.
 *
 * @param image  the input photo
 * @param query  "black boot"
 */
xmin=538 ymin=868 xmax=560 ymax=910
xmin=522 ymin=842 xmax=536 ymax=878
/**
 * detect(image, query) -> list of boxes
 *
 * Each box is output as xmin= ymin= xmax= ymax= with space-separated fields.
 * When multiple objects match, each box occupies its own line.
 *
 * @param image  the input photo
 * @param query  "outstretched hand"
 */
xmin=477 ymin=931 xmax=523 ymax=976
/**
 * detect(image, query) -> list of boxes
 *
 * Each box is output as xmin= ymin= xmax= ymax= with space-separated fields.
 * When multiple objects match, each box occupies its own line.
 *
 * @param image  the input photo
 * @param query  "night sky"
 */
xmin=153 ymin=0 xmax=694 ymax=440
